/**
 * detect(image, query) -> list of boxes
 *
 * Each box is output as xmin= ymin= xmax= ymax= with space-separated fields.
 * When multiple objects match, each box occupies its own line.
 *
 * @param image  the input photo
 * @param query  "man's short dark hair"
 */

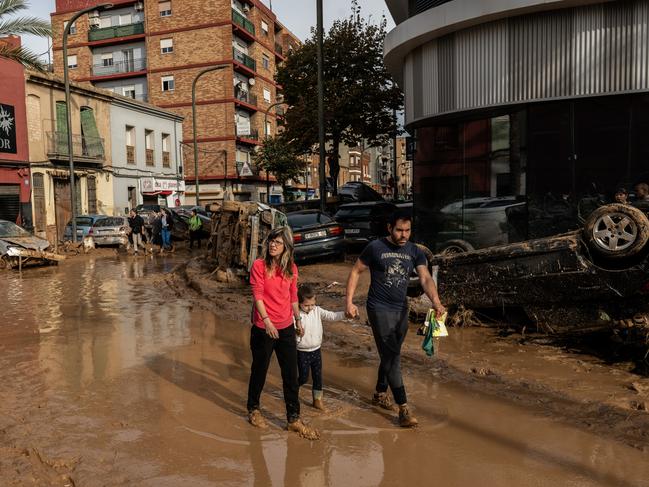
xmin=298 ymin=283 xmax=316 ymax=303
xmin=388 ymin=209 xmax=412 ymax=228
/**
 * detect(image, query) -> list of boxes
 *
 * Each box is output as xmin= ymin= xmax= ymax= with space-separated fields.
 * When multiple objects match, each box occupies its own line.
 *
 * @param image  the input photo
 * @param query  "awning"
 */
xmin=142 ymin=190 xmax=173 ymax=196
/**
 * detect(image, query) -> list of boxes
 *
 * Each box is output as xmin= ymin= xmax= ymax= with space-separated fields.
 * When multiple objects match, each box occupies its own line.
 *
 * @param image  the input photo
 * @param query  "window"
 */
xmin=64 ymin=20 xmax=77 ymax=35
xmin=67 ymin=55 xmax=78 ymax=69
xmin=160 ymin=38 xmax=173 ymax=54
xmin=80 ymin=107 xmax=103 ymax=158
xmin=119 ymin=13 xmax=132 ymax=26
xmin=125 ymin=125 xmax=135 ymax=164
xmin=122 ymin=85 xmax=136 ymax=99
xmin=265 ymin=120 xmax=272 ymax=136
xmin=263 ymin=88 xmax=271 ymax=103
xmin=101 ymin=53 xmax=113 ymax=66
xmin=262 ymin=54 xmax=270 ymax=70
xmin=261 ymin=20 xmax=269 ymax=36
xmin=145 ymin=129 xmax=154 ymax=166
xmin=159 ymin=0 xmax=172 ymax=17
xmin=162 ymin=133 xmax=171 ymax=167
xmin=161 ymin=75 xmax=174 ymax=92
xmin=99 ymin=16 xmax=111 ymax=28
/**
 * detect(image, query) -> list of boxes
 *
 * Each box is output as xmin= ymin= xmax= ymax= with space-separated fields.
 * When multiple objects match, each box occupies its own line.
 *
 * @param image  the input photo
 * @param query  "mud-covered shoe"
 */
xmin=398 ymin=405 xmax=418 ymax=428
xmin=372 ymin=392 xmax=395 ymax=411
xmin=248 ymin=409 xmax=268 ymax=429
xmin=287 ymin=419 xmax=320 ymax=440
xmin=313 ymin=398 xmax=327 ymax=412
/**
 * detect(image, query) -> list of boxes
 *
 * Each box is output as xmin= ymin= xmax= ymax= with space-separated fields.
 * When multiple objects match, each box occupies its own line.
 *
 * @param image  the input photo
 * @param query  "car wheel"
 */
xmin=583 ymin=203 xmax=649 ymax=259
xmin=439 ymin=239 xmax=474 ymax=256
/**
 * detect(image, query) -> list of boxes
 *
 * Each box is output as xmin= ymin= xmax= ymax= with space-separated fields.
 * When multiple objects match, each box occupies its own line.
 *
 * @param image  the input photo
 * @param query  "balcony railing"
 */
xmin=92 ymin=57 xmax=146 ymax=76
xmin=236 ymin=128 xmax=259 ymax=141
xmin=162 ymin=151 xmax=170 ymax=167
xmin=126 ymin=145 xmax=135 ymax=164
xmin=235 ymin=90 xmax=257 ymax=106
xmin=145 ymin=148 xmax=154 ymax=166
xmin=233 ymin=48 xmax=256 ymax=71
xmin=275 ymin=43 xmax=283 ymax=56
xmin=47 ymin=131 xmax=105 ymax=161
xmin=232 ymin=9 xmax=255 ymax=36
xmin=88 ymin=22 xmax=145 ymax=42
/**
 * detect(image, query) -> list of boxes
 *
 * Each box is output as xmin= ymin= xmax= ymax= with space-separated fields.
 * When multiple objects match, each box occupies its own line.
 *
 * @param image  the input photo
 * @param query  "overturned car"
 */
xmin=0 ymin=220 xmax=64 ymax=269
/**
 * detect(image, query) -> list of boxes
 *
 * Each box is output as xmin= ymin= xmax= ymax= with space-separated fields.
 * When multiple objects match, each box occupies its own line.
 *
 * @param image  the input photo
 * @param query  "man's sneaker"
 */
xmin=313 ymin=398 xmax=326 ymax=411
xmin=398 ymin=405 xmax=418 ymax=428
xmin=248 ymin=409 xmax=268 ymax=429
xmin=287 ymin=419 xmax=320 ymax=440
xmin=372 ymin=392 xmax=395 ymax=411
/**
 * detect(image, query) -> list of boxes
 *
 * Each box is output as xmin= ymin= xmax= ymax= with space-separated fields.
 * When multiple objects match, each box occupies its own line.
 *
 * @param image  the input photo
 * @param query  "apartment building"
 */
xmin=51 ymin=0 xmax=300 ymax=204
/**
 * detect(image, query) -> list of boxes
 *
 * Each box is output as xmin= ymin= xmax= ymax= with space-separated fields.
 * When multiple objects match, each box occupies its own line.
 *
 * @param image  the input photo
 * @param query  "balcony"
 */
xmin=236 ymin=128 xmax=259 ymax=144
xmin=126 ymin=145 xmax=135 ymax=164
xmin=235 ymin=90 xmax=257 ymax=109
xmin=92 ymin=57 xmax=146 ymax=77
xmin=233 ymin=48 xmax=256 ymax=72
xmin=232 ymin=9 xmax=255 ymax=38
xmin=88 ymin=22 xmax=145 ymax=42
xmin=47 ymin=131 xmax=105 ymax=162
xmin=145 ymin=148 xmax=154 ymax=166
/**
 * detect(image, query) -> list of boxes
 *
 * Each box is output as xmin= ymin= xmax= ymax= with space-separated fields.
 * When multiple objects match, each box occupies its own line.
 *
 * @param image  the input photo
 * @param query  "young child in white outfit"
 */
xmin=296 ymin=284 xmax=345 ymax=410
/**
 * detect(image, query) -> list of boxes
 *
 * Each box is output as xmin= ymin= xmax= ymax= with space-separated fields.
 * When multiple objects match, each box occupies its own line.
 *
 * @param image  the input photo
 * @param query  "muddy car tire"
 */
xmin=439 ymin=239 xmax=474 ymax=256
xmin=583 ymin=204 xmax=649 ymax=259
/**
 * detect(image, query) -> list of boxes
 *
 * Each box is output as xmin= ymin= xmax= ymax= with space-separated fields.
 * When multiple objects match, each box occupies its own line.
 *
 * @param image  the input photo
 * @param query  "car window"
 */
xmin=482 ymin=200 xmax=517 ymax=208
xmin=75 ymin=217 xmax=94 ymax=226
xmin=94 ymin=217 xmax=125 ymax=227
xmin=336 ymin=207 xmax=371 ymax=218
xmin=287 ymin=212 xmax=332 ymax=228
xmin=0 ymin=221 xmax=30 ymax=237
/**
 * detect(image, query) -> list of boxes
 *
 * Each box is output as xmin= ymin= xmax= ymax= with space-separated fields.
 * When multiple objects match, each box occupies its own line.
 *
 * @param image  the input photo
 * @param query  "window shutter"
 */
xmin=55 ymin=102 xmax=69 ymax=154
xmin=80 ymin=108 xmax=104 ymax=158
xmin=159 ymin=1 xmax=171 ymax=12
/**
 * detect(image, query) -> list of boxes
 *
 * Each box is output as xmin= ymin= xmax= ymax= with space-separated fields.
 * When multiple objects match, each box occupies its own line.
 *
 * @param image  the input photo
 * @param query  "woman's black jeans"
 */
xmin=247 ymin=325 xmax=300 ymax=422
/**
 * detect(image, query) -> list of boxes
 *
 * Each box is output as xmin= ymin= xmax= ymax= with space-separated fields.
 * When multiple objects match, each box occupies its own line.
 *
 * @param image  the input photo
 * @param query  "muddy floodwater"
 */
xmin=1 ymin=256 xmax=649 ymax=486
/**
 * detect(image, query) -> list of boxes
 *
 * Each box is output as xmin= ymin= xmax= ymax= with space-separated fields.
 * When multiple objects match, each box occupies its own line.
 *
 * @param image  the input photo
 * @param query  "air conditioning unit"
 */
xmin=89 ymin=16 xmax=101 ymax=28
xmin=242 ymin=5 xmax=250 ymax=13
xmin=134 ymin=2 xmax=144 ymax=11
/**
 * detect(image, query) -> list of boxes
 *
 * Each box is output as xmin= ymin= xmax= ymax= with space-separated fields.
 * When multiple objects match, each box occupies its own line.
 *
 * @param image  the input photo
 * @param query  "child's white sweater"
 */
xmin=296 ymin=306 xmax=345 ymax=352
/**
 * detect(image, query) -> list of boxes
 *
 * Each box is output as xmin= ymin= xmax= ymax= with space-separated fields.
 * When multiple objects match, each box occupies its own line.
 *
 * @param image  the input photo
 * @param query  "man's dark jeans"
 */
xmin=247 ymin=325 xmax=300 ymax=422
xmin=367 ymin=308 xmax=409 ymax=405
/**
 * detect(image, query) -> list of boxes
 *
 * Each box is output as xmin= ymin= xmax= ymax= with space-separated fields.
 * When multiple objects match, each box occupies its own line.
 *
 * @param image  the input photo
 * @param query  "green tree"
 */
xmin=0 ymin=0 xmax=51 ymax=71
xmin=252 ymin=135 xmax=307 ymax=198
xmin=276 ymin=0 xmax=403 ymax=193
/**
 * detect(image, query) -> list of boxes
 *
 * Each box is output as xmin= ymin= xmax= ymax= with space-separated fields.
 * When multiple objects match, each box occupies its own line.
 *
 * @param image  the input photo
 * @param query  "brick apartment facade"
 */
xmin=51 ymin=0 xmax=300 ymax=203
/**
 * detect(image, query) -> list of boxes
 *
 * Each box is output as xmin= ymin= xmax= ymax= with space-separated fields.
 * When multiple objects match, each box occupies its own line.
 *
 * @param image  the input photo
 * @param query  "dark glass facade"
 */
xmin=413 ymin=93 xmax=649 ymax=251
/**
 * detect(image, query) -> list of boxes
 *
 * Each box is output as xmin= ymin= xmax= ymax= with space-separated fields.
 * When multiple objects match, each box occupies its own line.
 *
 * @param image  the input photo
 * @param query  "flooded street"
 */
xmin=2 ymin=256 xmax=649 ymax=486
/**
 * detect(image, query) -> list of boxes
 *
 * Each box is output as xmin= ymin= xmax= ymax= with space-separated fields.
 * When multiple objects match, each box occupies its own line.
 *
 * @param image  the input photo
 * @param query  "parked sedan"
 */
xmin=90 ymin=216 xmax=130 ymax=247
xmin=63 ymin=215 xmax=104 ymax=242
xmin=0 ymin=220 xmax=63 ymax=269
xmin=334 ymin=201 xmax=397 ymax=244
xmin=288 ymin=210 xmax=345 ymax=262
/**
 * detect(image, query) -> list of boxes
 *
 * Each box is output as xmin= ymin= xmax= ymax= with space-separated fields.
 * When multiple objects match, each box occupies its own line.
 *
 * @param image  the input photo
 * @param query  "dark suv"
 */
xmin=334 ymin=201 xmax=397 ymax=244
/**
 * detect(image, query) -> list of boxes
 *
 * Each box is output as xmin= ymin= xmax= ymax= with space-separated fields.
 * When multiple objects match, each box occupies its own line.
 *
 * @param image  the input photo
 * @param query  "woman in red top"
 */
xmin=247 ymin=226 xmax=319 ymax=439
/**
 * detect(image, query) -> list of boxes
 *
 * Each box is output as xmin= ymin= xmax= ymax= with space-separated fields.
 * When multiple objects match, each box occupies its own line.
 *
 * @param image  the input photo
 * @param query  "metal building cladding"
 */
xmin=384 ymin=0 xmax=649 ymax=252
xmin=0 ymin=36 xmax=31 ymax=227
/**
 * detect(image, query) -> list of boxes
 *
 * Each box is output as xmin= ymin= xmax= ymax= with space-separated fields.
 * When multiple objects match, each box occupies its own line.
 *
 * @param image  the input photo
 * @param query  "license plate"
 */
xmin=304 ymin=230 xmax=326 ymax=239
xmin=345 ymin=228 xmax=360 ymax=234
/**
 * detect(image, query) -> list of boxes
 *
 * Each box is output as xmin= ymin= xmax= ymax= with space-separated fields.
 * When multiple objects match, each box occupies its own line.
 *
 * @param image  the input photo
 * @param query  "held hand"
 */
xmin=434 ymin=303 xmax=447 ymax=318
xmin=346 ymin=303 xmax=359 ymax=319
xmin=296 ymin=323 xmax=305 ymax=337
xmin=265 ymin=322 xmax=279 ymax=339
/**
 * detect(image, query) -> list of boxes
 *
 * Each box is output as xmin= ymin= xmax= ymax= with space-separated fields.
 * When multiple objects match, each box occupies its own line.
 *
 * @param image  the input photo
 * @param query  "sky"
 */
xmin=19 ymin=0 xmax=396 ymax=62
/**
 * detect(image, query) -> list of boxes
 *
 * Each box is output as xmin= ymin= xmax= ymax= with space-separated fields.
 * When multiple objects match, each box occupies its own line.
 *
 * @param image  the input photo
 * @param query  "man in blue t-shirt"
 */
xmin=345 ymin=210 xmax=445 ymax=427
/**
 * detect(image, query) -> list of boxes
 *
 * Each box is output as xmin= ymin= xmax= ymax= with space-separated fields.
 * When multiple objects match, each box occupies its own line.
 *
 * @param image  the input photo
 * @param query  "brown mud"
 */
xmin=1 ymin=255 xmax=648 ymax=486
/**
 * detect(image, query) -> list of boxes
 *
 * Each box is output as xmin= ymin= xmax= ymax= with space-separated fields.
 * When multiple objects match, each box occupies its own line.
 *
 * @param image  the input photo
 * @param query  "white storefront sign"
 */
xmin=141 ymin=177 xmax=185 ymax=193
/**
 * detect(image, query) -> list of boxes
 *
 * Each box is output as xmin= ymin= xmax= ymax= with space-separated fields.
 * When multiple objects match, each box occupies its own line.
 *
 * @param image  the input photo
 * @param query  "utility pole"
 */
xmin=317 ymin=0 xmax=326 ymax=213
xmin=393 ymin=109 xmax=399 ymax=200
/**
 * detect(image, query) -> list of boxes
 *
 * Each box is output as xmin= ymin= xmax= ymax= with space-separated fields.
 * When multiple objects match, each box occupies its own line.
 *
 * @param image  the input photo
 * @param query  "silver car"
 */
xmin=0 ymin=220 xmax=64 ymax=269
xmin=90 ymin=216 xmax=129 ymax=247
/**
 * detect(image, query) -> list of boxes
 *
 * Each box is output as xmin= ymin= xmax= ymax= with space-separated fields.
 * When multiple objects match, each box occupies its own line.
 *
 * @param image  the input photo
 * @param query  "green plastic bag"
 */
xmin=421 ymin=309 xmax=448 ymax=357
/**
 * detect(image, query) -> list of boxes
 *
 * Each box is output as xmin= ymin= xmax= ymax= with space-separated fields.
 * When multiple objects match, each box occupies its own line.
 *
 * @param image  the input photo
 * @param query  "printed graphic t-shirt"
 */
xmin=359 ymin=238 xmax=427 ymax=312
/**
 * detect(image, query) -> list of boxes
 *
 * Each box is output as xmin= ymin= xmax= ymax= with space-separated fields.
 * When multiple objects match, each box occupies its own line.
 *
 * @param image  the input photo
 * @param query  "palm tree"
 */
xmin=0 ymin=0 xmax=51 ymax=71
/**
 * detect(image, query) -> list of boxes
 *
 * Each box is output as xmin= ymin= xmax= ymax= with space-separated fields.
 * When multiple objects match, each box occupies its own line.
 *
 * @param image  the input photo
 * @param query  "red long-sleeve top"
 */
xmin=250 ymin=259 xmax=298 ymax=329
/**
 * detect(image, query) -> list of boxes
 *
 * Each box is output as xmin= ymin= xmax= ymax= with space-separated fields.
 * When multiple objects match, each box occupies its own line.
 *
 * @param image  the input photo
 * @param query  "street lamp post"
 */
xmin=316 ymin=0 xmax=326 ymax=213
xmin=263 ymin=101 xmax=287 ymax=203
xmin=63 ymin=3 xmax=113 ymax=242
xmin=192 ymin=65 xmax=227 ymax=206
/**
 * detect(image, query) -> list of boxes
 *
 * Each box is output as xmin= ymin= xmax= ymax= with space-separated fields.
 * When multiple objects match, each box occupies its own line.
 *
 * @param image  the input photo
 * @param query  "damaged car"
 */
xmin=0 ymin=220 xmax=64 ymax=269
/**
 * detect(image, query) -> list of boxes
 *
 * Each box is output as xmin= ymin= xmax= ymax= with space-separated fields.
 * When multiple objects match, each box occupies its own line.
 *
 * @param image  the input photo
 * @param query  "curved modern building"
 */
xmin=385 ymin=0 xmax=649 ymax=251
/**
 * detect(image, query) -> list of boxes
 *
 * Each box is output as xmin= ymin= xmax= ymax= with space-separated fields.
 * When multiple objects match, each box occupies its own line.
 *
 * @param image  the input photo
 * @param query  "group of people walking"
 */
xmin=126 ymin=207 xmax=203 ymax=254
xmin=246 ymin=210 xmax=446 ymax=439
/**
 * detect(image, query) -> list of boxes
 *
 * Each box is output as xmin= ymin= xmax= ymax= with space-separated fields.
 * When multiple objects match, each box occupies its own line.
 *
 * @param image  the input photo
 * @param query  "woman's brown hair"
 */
xmin=260 ymin=226 xmax=295 ymax=278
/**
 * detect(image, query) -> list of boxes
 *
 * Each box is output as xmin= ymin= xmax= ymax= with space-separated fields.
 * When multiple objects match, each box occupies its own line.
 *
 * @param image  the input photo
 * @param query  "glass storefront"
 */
xmin=412 ymin=92 xmax=649 ymax=251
